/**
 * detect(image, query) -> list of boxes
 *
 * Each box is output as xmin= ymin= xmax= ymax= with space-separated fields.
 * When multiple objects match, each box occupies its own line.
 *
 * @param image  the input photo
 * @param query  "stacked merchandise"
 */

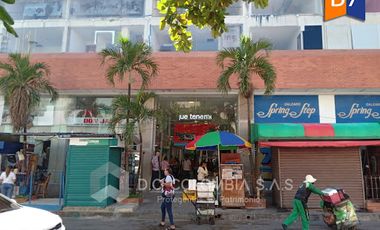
xmin=321 ymin=188 xmax=359 ymax=229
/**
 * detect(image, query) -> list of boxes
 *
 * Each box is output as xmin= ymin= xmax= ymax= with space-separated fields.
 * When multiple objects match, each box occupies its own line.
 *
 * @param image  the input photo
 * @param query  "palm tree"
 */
xmin=109 ymin=91 xmax=156 ymax=194
xmin=216 ymin=36 xmax=276 ymax=198
xmin=0 ymin=53 xmax=58 ymax=156
xmin=100 ymin=37 xmax=158 ymax=170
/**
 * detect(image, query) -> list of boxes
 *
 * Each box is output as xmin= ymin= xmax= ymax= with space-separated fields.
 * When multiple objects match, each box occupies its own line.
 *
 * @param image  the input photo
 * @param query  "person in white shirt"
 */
xmin=0 ymin=167 xmax=17 ymax=198
xmin=197 ymin=161 xmax=209 ymax=181
xmin=159 ymin=168 xmax=176 ymax=230
xmin=182 ymin=157 xmax=192 ymax=179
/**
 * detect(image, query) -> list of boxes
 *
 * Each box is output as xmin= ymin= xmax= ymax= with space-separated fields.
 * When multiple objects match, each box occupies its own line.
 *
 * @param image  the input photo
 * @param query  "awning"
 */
xmin=259 ymin=140 xmax=380 ymax=148
xmin=253 ymin=123 xmax=380 ymax=141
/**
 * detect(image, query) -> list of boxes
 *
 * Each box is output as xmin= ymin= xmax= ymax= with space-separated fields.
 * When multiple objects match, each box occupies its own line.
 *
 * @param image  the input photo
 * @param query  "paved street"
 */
xmin=62 ymin=216 xmax=380 ymax=230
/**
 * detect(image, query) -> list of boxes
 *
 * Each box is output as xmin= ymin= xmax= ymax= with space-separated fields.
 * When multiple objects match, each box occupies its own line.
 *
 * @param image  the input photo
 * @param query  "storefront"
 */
xmin=253 ymin=95 xmax=380 ymax=209
xmin=155 ymin=95 xmax=238 ymax=180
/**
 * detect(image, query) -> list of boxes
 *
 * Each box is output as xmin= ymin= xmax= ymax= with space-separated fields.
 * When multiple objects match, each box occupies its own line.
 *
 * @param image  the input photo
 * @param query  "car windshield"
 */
xmin=0 ymin=195 xmax=20 ymax=213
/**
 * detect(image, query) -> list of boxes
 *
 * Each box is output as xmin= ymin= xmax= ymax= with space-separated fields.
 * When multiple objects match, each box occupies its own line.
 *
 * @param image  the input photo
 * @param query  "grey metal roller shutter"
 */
xmin=274 ymin=147 xmax=365 ymax=209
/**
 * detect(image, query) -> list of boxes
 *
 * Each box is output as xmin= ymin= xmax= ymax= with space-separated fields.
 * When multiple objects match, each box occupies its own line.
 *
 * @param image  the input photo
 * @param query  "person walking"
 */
xmin=159 ymin=168 xmax=176 ymax=230
xmin=0 ymin=167 xmax=17 ymax=198
xmin=161 ymin=156 xmax=170 ymax=177
xmin=282 ymin=175 xmax=324 ymax=230
xmin=151 ymin=151 xmax=160 ymax=190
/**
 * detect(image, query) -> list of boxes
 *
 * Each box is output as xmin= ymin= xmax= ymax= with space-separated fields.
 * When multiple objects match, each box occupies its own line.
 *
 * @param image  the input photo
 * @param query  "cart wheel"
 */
xmin=196 ymin=216 xmax=201 ymax=225
xmin=209 ymin=217 xmax=215 ymax=225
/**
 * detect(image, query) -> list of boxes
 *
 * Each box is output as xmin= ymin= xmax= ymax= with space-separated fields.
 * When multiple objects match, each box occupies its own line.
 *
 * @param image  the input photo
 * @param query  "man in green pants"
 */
xmin=282 ymin=175 xmax=324 ymax=230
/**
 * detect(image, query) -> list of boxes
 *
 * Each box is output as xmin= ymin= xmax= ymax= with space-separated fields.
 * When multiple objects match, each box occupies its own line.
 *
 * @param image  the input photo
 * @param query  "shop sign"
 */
xmin=178 ymin=114 xmax=213 ymax=121
xmin=254 ymin=96 xmax=320 ymax=123
xmin=335 ymin=95 xmax=380 ymax=123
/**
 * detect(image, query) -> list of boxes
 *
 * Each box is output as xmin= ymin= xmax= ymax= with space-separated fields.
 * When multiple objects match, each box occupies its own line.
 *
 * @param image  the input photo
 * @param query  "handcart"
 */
xmin=321 ymin=188 xmax=359 ymax=230
xmin=183 ymin=180 xmax=217 ymax=225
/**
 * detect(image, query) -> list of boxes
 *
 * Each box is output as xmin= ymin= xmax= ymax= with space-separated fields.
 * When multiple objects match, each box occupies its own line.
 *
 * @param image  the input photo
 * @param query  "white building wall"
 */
xmin=318 ymin=95 xmax=336 ymax=124
xmin=1 ymin=1 xmax=379 ymax=53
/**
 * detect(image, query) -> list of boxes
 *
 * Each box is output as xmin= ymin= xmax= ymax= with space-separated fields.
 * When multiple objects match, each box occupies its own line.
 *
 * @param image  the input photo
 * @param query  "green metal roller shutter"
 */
xmin=64 ymin=139 xmax=121 ymax=207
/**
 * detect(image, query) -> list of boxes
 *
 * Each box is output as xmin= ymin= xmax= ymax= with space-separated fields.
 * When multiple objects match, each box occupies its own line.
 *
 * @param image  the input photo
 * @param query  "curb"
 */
xmin=59 ymin=207 xmax=380 ymax=222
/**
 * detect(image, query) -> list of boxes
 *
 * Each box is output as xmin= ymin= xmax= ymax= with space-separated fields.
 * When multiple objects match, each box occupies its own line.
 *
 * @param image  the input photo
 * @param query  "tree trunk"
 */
xmin=23 ymin=126 xmax=27 ymax=173
xmin=247 ymin=97 xmax=256 ymax=197
xmin=124 ymin=72 xmax=132 ymax=171
xmin=133 ymin=123 xmax=143 ymax=194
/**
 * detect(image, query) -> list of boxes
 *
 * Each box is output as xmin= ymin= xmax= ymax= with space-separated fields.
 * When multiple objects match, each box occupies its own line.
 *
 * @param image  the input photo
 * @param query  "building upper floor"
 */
xmin=4 ymin=0 xmax=380 ymax=20
xmin=0 ymin=0 xmax=380 ymax=53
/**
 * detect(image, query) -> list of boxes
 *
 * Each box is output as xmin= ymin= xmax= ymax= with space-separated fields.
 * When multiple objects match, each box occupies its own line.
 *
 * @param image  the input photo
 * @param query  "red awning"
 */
xmin=259 ymin=140 xmax=380 ymax=148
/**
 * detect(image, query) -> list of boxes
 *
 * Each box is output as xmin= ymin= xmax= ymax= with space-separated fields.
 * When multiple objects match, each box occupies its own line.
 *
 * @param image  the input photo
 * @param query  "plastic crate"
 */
xmin=183 ymin=190 xmax=197 ymax=201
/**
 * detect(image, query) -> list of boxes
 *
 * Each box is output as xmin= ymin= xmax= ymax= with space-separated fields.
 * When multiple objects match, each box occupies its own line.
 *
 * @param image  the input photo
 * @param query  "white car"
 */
xmin=0 ymin=193 xmax=65 ymax=230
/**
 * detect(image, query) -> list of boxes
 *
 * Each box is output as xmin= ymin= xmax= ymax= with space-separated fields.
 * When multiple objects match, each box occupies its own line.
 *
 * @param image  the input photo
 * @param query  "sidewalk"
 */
xmin=59 ymin=191 xmax=380 ymax=222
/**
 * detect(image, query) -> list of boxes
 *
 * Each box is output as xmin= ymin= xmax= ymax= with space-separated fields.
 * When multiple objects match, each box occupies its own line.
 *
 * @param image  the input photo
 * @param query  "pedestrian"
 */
xmin=170 ymin=157 xmax=179 ymax=178
xmin=197 ymin=161 xmax=208 ymax=181
xmin=151 ymin=151 xmax=160 ymax=190
xmin=182 ymin=157 xmax=192 ymax=179
xmin=0 ymin=166 xmax=17 ymax=198
xmin=159 ymin=168 xmax=176 ymax=230
xmin=161 ymin=156 xmax=170 ymax=177
xmin=282 ymin=175 xmax=324 ymax=230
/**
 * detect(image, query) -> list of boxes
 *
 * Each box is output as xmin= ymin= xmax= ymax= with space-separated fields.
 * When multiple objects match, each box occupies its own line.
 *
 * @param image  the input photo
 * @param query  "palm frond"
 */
xmin=0 ymin=53 xmax=57 ymax=132
xmin=216 ymin=36 xmax=276 ymax=97
xmin=216 ymin=48 xmax=238 ymax=68
xmin=251 ymin=56 xmax=276 ymax=95
xmin=217 ymin=66 xmax=235 ymax=94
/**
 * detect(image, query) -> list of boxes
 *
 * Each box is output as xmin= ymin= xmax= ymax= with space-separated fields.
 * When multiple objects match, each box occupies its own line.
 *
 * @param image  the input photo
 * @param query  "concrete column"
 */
xmin=140 ymin=97 xmax=156 ymax=189
xmin=47 ymin=138 xmax=69 ymax=197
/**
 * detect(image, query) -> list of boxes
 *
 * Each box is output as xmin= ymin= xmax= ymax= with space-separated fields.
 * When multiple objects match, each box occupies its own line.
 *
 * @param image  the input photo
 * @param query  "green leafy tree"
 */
xmin=109 ymin=91 xmax=156 ymax=194
xmin=1 ymin=0 xmax=18 ymax=37
xmin=0 ymin=53 xmax=57 ymax=155
xmin=157 ymin=0 xmax=269 ymax=52
xmin=100 ymin=37 xmax=158 ymax=170
xmin=216 ymin=36 xmax=276 ymax=197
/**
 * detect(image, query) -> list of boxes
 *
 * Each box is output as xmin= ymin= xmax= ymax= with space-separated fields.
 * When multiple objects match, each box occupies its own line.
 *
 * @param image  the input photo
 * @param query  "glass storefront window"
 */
xmin=6 ymin=0 xmax=65 ymax=20
xmin=156 ymin=96 xmax=238 ymax=148
xmin=66 ymin=97 xmax=113 ymax=127
xmin=70 ymin=0 xmax=145 ymax=18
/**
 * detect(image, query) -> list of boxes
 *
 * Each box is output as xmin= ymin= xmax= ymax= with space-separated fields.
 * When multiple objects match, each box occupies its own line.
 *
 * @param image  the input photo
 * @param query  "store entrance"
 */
xmin=362 ymin=146 xmax=380 ymax=200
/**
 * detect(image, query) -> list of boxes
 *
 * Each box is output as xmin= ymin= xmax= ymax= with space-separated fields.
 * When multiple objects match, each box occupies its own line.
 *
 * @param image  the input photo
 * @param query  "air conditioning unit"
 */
xmin=85 ymin=44 xmax=96 ymax=53
xmin=159 ymin=44 xmax=174 ymax=51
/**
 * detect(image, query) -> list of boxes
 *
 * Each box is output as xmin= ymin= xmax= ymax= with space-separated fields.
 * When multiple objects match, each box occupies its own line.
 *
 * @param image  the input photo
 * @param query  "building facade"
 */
xmin=0 ymin=1 xmax=380 ymax=204
xmin=1 ymin=0 xmax=380 ymax=53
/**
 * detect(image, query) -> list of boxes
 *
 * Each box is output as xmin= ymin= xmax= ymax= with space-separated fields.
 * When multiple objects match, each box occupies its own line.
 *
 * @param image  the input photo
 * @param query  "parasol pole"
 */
xmin=217 ymin=144 xmax=221 ymax=204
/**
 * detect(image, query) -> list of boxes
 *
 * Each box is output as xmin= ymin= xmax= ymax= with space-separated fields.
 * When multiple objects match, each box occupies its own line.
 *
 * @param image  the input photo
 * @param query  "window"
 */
xmin=303 ymin=25 xmax=323 ymax=50
xmin=70 ymin=0 xmax=144 ymax=18
xmin=351 ymin=25 xmax=380 ymax=49
xmin=6 ymin=0 xmax=65 ymax=20
xmin=251 ymin=0 xmax=322 ymax=16
xmin=66 ymin=97 xmax=113 ymax=126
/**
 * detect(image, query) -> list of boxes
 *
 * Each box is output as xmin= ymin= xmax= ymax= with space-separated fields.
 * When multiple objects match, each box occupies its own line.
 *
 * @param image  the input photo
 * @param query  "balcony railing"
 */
xmin=365 ymin=176 xmax=380 ymax=200
xmin=70 ymin=0 xmax=145 ymax=18
xmin=6 ymin=0 xmax=65 ymax=20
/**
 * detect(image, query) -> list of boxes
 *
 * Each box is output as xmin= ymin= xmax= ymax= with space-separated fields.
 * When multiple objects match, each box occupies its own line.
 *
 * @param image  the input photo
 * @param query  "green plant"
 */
xmin=157 ymin=0 xmax=269 ymax=52
xmin=0 ymin=0 xmax=18 ymax=37
xmin=216 ymin=36 xmax=276 ymax=197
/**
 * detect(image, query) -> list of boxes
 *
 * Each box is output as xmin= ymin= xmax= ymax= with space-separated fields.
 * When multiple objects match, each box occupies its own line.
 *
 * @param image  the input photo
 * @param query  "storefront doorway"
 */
xmin=155 ymin=95 xmax=238 ymax=182
xmin=362 ymin=146 xmax=380 ymax=200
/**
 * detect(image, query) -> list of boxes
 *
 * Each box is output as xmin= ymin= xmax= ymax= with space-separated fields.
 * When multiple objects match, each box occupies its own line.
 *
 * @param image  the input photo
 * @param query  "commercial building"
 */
xmin=0 ymin=1 xmax=379 ymax=208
